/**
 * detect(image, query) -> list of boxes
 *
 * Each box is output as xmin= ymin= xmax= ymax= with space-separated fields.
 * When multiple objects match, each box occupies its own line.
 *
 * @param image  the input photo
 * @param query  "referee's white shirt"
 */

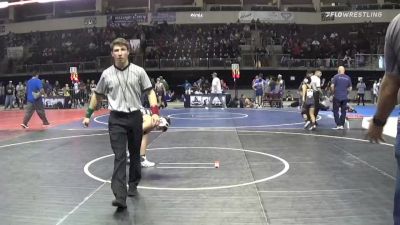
xmin=95 ymin=63 xmax=152 ymax=113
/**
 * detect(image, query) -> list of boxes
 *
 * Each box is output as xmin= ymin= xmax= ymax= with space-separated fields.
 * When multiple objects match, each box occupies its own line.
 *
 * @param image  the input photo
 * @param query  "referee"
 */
xmin=83 ymin=38 xmax=159 ymax=209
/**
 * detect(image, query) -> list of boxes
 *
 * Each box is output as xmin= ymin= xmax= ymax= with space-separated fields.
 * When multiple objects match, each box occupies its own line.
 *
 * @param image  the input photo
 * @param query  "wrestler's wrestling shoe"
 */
xmin=156 ymin=117 xmax=171 ymax=132
xmin=141 ymin=155 xmax=155 ymax=167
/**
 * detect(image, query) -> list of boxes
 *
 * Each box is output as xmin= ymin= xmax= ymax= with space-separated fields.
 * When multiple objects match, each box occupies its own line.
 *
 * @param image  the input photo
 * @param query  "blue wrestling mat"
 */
xmin=54 ymin=108 xmax=340 ymax=131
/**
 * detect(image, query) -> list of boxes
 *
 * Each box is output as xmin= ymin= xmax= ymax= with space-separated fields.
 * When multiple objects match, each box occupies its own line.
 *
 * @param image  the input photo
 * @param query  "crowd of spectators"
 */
xmin=0 ymin=79 xmax=97 ymax=109
xmin=253 ymin=21 xmax=387 ymax=67
xmin=0 ymin=20 xmax=390 ymax=71
xmin=146 ymin=23 xmax=244 ymax=62
xmin=278 ymin=22 xmax=386 ymax=64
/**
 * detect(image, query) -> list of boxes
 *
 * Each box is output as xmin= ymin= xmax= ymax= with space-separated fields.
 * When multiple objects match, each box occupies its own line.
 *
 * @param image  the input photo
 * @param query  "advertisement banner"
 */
xmin=107 ymin=13 xmax=148 ymax=27
xmin=43 ymin=97 xmax=65 ymax=109
xmin=129 ymin=39 xmax=141 ymax=51
xmin=321 ymin=11 xmax=383 ymax=22
xmin=239 ymin=11 xmax=294 ymax=22
xmin=321 ymin=12 xmax=335 ymax=21
xmin=7 ymin=46 xmax=23 ymax=59
xmin=190 ymin=95 xmax=226 ymax=107
xmin=151 ymin=12 xmax=176 ymax=23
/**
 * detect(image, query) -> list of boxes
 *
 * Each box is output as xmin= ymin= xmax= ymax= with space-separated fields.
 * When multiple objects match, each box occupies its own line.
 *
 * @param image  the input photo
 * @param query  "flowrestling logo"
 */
xmin=322 ymin=11 xmax=383 ymax=21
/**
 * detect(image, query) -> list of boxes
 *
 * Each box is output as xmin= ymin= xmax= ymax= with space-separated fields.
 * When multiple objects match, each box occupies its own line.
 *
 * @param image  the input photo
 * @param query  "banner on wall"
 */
xmin=7 ymin=46 xmax=23 ymax=59
xmin=190 ymin=95 xmax=226 ymax=107
xmin=129 ymin=39 xmax=141 ymax=51
xmin=321 ymin=12 xmax=335 ymax=21
xmin=43 ymin=97 xmax=65 ymax=109
xmin=151 ymin=12 xmax=176 ymax=23
xmin=107 ymin=13 xmax=148 ymax=27
xmin=239 ymin=11 xmax=294 ymax=22
xmin=321 ymin=11 xmax=383 ymax=22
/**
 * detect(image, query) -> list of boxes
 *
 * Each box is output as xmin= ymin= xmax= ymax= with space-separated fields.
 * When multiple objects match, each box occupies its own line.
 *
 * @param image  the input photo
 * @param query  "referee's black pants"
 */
xmin=108 ymin=110 xmax=143 ymax=201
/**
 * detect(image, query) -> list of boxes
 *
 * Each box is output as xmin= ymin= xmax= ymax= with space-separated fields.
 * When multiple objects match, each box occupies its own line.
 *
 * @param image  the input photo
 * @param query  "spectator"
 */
xmin=356 ymin=77 xmax=367 ymax=106
xmin=372 ymin=80 xmax=379 ymax=104
xmin=0 ymin=82 xmax=5 ymax=105
xmin=20 ymin=72 xmax=50 ymax=128
xmin=4 ymin=81 xmax=15 ymax=110
xmin=331 ymin=66 xmax=352 ymax=129
xmin=16 ymin=81 xmax=26 ymax=109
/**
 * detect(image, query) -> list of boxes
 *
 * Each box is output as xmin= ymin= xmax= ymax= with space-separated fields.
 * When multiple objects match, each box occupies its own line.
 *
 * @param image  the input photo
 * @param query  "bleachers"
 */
xmin=148 ymin=24 xmax=243 ymax=60
xmin=0 ymin=20 xmax=389 ymax=71
xmin=0 ymin=0 xmax=395 ymax=73
xmin=0 ymin=8 xmax=8 ymax=20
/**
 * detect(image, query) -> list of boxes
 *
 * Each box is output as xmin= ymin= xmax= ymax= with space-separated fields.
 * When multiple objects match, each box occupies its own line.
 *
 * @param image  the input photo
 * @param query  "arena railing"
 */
xmin=141 ymin=54 xmax=384 ymax=70
xmin=354 ymin=53 xmax=385 ymax=70
xmin=10 ymin=53 xmax=384 ymax=74
xmin=14 ymin=61 xmax=98 ymax=74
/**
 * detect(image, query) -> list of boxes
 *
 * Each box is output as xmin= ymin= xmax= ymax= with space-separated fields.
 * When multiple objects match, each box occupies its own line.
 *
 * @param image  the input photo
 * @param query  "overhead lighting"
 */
xmin=4 ymin=0 xmax=69 ymax=7
xmin=0 ymin=1 xmax=8 ymax=9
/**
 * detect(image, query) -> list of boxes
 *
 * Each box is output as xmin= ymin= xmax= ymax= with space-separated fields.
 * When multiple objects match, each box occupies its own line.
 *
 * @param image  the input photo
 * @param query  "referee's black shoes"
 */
xmin=112 ymin=199 xmax=127 ymax=208
xmin=127 ymin=186 xmax=138 ymax=196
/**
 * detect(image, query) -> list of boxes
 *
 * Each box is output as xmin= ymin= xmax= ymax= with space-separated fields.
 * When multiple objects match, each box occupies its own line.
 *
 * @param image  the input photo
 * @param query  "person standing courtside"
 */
xmin=16 ymin=81 xmax=26 ymax=109
xmin=206 ymin=72 xmax=226 ymax=109
xmin=310 ymin=70 xmax=322 ymax=119
xmin=21 ymin=72 xmax=50 ymax=128
xmin=372 ymin=80 xmax=379 ymax=104
xmin=331 ymin=66 xmax=352 ymax=129
xmin=82 ymin=38 xmax=159 ymax=209
xmin=4 ymin=81 xmax=15 ymax=110
xmin=356 ymin=77 xmax=366 ymax=106
xmin=366 ymin=13 xmax=400 ymax=225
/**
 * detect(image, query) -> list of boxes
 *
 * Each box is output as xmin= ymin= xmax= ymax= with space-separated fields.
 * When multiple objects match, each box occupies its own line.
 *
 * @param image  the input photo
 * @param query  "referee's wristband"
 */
xmin=85 ymin=108 xmax=95 ymax=118
xmin=150 ymin=106 xmax=160 ymax=115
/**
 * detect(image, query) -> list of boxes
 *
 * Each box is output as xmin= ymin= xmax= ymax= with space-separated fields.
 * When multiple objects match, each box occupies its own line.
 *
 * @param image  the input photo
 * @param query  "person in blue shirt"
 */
xmin=331 ymin=66 xmax=352 ymax=129
xmin=20 ymin=72 xmax=50 ymax=128
xmin=181 ymin=80 xmax=192 ymax=95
